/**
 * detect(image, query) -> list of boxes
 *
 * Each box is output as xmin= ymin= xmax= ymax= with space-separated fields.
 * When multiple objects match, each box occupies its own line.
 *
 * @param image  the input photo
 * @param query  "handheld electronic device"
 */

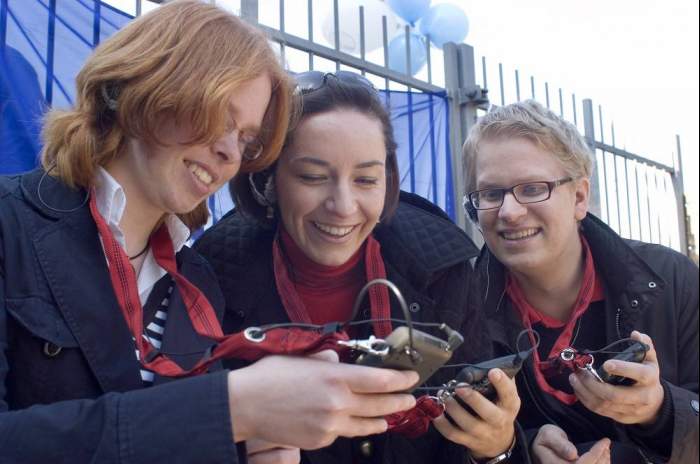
xmin=595 ymin=340 xmax=649 ymax=385
xmin=341 ymin=279 xmax=463 ymax=392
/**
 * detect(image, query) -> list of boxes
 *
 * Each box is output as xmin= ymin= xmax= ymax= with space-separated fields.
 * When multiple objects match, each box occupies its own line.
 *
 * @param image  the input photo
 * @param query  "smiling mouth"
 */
xmin=500 ymin=228 xmax=541 ymax=241
xmin=312 ymin=222 xmax=356 ymax=238
xmin=185 ymin=161 xmax=214 ymax=186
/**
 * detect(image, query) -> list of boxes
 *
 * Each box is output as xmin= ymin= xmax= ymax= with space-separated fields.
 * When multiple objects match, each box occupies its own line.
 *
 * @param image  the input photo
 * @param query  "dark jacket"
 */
xmin=475 ymin=214 xmax=699 ymax=463
xmin=195 ymin=191 xmax=531 ymax=464
xmin=0 ymin=169 xmax=238 ymax=463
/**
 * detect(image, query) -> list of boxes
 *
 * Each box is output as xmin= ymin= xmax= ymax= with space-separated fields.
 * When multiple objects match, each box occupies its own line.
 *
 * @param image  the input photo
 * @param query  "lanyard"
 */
xmin=89 ymin=193 xmax=348 ymax=377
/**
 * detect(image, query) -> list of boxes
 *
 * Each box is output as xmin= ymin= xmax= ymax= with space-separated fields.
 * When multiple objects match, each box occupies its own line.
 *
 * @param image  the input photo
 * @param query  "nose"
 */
xmin=212 ymin=130 xmax=242 ymax=164
xmin=498 ymin=191 xmax=527 ymax=223
xmin=324 ymin=182 xmax=358 ymax=217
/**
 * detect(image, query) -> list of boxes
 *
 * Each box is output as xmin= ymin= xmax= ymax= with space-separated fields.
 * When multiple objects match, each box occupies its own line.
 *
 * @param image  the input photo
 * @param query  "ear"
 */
xmin=574 ymin=177 xmax=590 ymax=221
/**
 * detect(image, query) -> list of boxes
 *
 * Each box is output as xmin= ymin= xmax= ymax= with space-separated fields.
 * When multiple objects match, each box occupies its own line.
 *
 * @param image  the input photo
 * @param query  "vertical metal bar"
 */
xmin=544 ymin=82 xmax=550 ymax=108
xmin=428 ymin=93 xmax=438 ymax=204
xmin=572 ymin=94 xmax=578 ymax=125
xmin=596 ymin=104 xmax=610 ymax=224
xmin=426 ymin=34 xmax=432 ymax=84
xmin=382 ymin=15 xmax=389 ymax=90
xmin=280 ymin=0 xmax=285 ymax=33
xmin=662 ymin=174 xmax=672 ymax=247
xmin=407 ymin=89 xmax=416 ymax=192
xmin=333 ymin=0 xmax=339 ymax=70
xmin=613 ymin=153 xmax=621 ymax=234
xmin=93 ymin=1 xmax=101 ymax=47
xmin=307 ymin=0 xmax=313 ymax=41
xmin=498 ymin=63 xmax=505 ymax=105
xmin=530 ymin=75 xmax=535 ymax=99
xmin=644 ymin=166 xmax=653 ymax=242
xmin=241 ymin=0 xmax=259 ymax=23
xmin=359 ymin=5 xmax=365 ymax=73
xmin=582 ymin=99 xmax=601 ymax=218
xmin=673 ymin=135 xmax=689 ymax=255
xmin=515 ymin=69 xmax=520 ymax=102
xmin=307 ymin=0 xmax=313 ymax=69
xmin=404 ymin=24 xmax=411 ymax=76
xmin=136 ymin=0 xmax=142 ymax=17
xmin=45 ymin=0 xmax=57 ymax=105
xmin=558 ymin=88 xmax=564 ymax=117
xmin=611 ymin=123 xmax=616 ymax=147
xmin=635 ymin=162 xmax=643 ymax=241
xmin=482 ymin=56 xmax=487 ymax=89
xmin=598 ymin=105 xmax=605 ymax=143
xmin=0 ymin=0 xmax=7 ymax=47
xmin=624 ymin=159 xmax=632 ymax=239
xmin=653 ymin=170 xmax=662 ymax=244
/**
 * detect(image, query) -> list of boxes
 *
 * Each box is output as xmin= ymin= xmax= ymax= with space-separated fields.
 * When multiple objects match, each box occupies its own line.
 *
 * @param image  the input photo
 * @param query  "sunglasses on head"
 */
xmin=293 ymin=70 xmax=376 ymax=95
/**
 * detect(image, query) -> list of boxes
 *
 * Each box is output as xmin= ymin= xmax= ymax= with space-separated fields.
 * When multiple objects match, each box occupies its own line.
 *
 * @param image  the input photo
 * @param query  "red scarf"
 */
xmin=507 ymin=236 xmax=604 ymax=404
xmin=273 ymin=229 xmax=393 ymax=338
xmin=89 ymin=193 xmax=349 ymax=377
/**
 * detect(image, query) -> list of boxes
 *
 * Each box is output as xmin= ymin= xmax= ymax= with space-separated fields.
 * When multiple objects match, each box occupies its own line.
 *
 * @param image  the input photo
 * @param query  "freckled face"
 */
xmin=275 ymin=109 xmax=387 ymax=266
xmin=474 ymin=137 xmax=589 ymax=277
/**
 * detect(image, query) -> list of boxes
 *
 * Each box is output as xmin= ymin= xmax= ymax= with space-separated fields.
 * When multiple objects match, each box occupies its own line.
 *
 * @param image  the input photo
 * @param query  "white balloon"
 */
xmin=321 ymin=0 xmax=404 ymax=54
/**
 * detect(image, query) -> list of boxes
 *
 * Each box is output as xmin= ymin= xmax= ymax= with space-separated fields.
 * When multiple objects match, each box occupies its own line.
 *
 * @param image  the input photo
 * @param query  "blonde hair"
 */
xmin=462 ymin=100 xmax=593 ymax=194
xmin=40 ymin=0 xmax=292 ymax=229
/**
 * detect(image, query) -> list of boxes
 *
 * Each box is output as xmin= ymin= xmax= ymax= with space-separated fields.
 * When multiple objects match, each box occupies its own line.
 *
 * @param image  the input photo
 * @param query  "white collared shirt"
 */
xmin=94 ymin=167 xmax=191 ymax=306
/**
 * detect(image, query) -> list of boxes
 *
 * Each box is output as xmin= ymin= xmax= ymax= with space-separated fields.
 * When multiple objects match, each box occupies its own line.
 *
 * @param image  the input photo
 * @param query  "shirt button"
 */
xmin=359 ymin=439 xmax=373 ymax=457
xmin=409 ymin=302 xmax=421 ymax=313
xmin=648 ymin=281 xmax=657 ymax=289
xmin=691 ymin=399 xmax=699 ymax=415
xmin=630 ymin=299 xmax=639 ymax=308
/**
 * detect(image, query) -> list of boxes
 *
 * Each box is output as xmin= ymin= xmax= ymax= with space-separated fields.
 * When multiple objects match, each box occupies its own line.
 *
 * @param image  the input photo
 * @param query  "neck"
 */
xmin=104 ymin=161 xmax=163 ymax=256
xmin=511 ymin=238 xmax=584 ymax=322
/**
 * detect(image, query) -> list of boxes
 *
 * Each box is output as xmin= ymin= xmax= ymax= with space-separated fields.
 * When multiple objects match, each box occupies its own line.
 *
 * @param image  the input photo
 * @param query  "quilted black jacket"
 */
xmin=195 ymin=191 xmax=530 ymax=464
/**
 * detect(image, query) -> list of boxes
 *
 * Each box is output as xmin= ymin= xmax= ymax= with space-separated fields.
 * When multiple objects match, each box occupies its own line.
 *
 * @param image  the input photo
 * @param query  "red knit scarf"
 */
xmin=273 ymin=229 xmax=393 ymax=338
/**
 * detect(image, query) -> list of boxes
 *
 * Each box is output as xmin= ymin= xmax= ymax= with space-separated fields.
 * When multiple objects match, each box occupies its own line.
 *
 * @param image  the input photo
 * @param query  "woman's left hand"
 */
xmin=433 ymin=368 xmax=520 ymax=459
xmin=569 ymin=331 xmax=664 ymax=425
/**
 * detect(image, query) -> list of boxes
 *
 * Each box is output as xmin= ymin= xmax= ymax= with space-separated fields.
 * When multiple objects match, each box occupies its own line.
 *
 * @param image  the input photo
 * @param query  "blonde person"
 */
xmin=0 ymin=3 xmax=418 ymax=463
xmin=463 ymin=100 xmax=698 ymax=463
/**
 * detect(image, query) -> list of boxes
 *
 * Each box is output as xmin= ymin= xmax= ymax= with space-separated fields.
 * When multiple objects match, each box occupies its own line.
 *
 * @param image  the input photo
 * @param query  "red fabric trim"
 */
xmin=507 ymin=235 xmax=601 ymax=405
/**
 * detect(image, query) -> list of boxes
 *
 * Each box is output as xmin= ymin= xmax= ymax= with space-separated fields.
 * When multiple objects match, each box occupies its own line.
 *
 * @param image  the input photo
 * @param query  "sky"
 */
xmin=108 ymin=0 xmax=699 ymax=250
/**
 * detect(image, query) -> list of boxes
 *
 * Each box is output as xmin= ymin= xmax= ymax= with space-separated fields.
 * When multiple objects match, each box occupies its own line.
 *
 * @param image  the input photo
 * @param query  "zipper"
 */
xmin=615 ymin=307 xmax=622 ymax=339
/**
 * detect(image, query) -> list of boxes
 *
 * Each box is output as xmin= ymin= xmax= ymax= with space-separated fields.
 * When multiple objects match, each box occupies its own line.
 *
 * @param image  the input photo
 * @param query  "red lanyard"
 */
xmin=507 ymin=236 xmax=600 ymax=405
xmin=272 ymin=232 xmax=393 ymax=338
xmin=89 ymin=193 xmax=348 ymax=378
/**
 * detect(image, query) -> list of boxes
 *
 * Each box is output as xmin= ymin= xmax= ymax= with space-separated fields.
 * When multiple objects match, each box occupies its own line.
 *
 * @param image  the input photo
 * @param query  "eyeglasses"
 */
xmin=226 ymin=118 xmax=264 ymax=161
xmin=294 ymin=70 xmax=376 ymax=96
xmin=466 ymin=177 xmax=574 ymax=211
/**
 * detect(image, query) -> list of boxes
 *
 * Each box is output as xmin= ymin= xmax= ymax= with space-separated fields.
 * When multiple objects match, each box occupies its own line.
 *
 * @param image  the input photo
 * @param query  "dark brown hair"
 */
xmin=232 ymin=74 xmax=399 ymax=224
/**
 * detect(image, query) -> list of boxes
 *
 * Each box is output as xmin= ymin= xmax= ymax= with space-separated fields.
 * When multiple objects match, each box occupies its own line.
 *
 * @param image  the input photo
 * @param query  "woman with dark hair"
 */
xmin=0 ymin=4 xmax=418 ymax=463
xmin=196 ymin=71 xmax=526 ymax=464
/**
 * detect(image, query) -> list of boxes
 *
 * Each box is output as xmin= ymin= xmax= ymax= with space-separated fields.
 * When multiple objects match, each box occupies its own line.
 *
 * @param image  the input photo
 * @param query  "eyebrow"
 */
xmin=291 ymin=156 xmax=384 ymax=169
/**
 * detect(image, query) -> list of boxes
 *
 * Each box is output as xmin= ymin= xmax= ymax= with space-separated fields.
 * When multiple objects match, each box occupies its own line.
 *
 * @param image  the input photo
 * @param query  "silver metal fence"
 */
xmin=133 ymin=0 xmax=690 ymax=256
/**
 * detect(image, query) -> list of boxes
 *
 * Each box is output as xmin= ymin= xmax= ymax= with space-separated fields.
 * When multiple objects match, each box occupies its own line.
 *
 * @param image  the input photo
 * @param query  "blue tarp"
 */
xmin=1 ymin=0 xmax=454 ymax=221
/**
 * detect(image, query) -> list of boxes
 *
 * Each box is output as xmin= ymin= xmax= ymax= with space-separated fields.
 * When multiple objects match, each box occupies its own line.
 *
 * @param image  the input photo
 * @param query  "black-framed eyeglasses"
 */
xmin=466 ymin=177 xmax=574 ymax=211
xmin=294 ymin=70 xmax=376 ymax=96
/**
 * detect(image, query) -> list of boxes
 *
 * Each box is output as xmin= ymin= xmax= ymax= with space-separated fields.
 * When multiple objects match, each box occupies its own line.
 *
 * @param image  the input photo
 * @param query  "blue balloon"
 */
xmin=419 ymin=3 xmax=469 ymax=48
xmin=387 ymin=0 xmax=431 ymax=24
xmin=388 ymin=32 xmax=427 ymax=76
